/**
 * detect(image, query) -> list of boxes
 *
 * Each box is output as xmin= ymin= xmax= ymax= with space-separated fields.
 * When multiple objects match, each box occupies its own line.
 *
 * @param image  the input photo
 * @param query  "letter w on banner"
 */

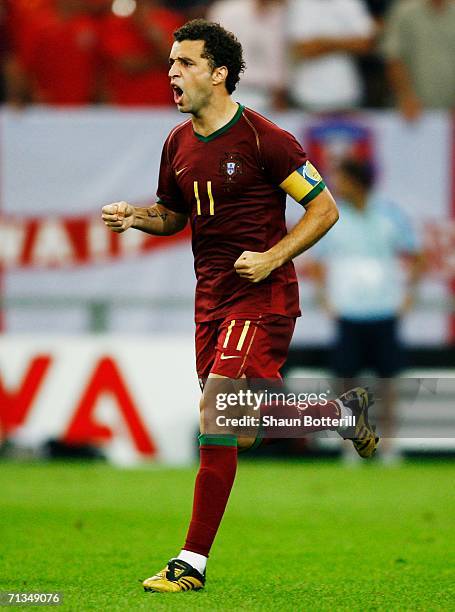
xmin=0 ymin=216 xmax=190 ymax=269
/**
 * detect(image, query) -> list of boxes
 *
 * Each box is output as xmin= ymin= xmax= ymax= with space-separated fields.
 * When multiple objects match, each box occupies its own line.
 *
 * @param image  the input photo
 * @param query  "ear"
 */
xmin=212 ymin=65 xmax=228 ymax=88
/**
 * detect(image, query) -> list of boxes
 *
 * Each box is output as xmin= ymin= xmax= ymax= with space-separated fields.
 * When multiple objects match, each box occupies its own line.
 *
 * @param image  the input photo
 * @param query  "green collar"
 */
xmin=194 ymin=104 xmax=244 ymax=143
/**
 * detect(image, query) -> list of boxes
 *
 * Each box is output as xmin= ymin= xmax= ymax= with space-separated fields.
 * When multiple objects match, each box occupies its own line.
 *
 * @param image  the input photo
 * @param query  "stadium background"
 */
xmin=0 ymin=1 xmax=454 ymax=609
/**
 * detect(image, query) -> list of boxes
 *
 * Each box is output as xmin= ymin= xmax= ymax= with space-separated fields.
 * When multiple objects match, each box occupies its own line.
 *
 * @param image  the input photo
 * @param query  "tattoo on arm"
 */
xmin=147 ymin=206 xmax=168 ymax=222
xmin=134 ymin=203 xmax=187 ymax=235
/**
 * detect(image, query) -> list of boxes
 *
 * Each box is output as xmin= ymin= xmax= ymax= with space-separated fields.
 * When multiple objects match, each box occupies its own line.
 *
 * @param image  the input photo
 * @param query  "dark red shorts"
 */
xmin=195 ymin=315 xmax=295 ymax=381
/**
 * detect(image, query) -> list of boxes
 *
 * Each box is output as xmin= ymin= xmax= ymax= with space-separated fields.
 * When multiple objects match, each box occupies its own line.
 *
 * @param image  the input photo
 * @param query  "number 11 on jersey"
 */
xmin=194 ymin=181 xmax=215 ymax=216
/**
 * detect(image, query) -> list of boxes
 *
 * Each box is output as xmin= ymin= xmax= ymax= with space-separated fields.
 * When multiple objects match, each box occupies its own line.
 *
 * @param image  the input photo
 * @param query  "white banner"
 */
xmin=0 ymin=335 xmax=200 ymax=465
xmin=1 ymin=108 xmax=453 ymax=344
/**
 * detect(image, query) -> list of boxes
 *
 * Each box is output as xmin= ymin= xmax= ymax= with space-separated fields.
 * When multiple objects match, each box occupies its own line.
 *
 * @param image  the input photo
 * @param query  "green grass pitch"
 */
xmin=1 ymin=459 xmax=454 ymax=611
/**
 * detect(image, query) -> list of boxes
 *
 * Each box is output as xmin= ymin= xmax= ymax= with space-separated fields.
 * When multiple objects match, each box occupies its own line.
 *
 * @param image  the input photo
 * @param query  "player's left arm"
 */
xmin=391 ymin=207 xmax=426 ymax=314
xmin=235 ymin=182 xmax=338 ymax=284
xmin=399 ymin=251 xmax=425 ymax=314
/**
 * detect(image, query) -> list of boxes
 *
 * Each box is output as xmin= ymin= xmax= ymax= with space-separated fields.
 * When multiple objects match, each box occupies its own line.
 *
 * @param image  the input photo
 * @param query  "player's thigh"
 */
xmin=199 ymin=372 xmax=247 ymax=421
xmin=199 ymin=373 xmax=256 ymax=448
xmin=195 ymin=320 xmax=219 ymax=385
xmin=200 ymin=316 xmax=296 ymax=445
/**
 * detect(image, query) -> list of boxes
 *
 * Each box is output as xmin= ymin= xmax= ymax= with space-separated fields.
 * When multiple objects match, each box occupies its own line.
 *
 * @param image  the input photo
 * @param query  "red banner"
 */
xmin=0 ymin=215 xmax=190 ymax=269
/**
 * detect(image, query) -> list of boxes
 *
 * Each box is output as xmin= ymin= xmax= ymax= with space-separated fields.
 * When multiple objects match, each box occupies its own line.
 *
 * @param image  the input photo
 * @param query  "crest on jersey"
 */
xmin=220 ymin=153 xmax=243 ymax=182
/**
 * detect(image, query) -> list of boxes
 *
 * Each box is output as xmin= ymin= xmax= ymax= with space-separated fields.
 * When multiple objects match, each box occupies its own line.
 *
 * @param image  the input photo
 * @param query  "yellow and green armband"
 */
xmin=280 ymin=161 xmax=326 ymax=206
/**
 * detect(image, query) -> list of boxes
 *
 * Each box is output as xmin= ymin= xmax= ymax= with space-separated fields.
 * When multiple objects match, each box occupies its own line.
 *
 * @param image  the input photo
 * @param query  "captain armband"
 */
xmin=279 ymin=161 xmax=326 ymax=206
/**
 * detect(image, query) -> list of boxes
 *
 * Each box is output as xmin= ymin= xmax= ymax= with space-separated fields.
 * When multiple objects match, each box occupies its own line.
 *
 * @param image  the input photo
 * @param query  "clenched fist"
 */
xmin=234 ymin=250 xmax=276 ymax=283
xmin=101 ymin=201 xmax=135 ymax=233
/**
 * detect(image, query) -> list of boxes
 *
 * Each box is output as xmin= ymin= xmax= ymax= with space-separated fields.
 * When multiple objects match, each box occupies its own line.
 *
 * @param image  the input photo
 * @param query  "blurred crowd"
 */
xmin=0 ymin=0 xmax=453 ymax=117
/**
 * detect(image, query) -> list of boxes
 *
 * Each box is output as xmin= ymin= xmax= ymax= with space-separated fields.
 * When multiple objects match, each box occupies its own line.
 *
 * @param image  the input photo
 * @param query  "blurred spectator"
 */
xmin=4 ymin=0 xmax=51 ymax=105
xmin=99 ymin=0 xmax=183 ymax=106
xmin=86 ymin=0 xmax=112 ymax=17
xmin=357 ymin=0 xmax=395 ymax=107
xmin=207 ymin=0 xmax=288 ymax=112
xmin=6 ymin=0 xmax=54 ymax=56
xmin=0 ymin=0 xmax=8 ymax=103
xmin=287 ymin=0 xmax=375 ymax=112
xmin=383 ymin=0 xmax=455 ymax=121
xmin=6 ymin=0 xmax=100 ymax=106
xmin=361 ymin=0 xmax=394 ymax=19
xmin=312 ymin=158 xmax=424 ymax=462
xmin=167 ymin=0 xmax=212 ymax=19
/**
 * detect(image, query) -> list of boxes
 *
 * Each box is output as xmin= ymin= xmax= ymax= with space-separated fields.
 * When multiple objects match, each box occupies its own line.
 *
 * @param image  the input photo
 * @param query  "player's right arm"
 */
xmin=101 ymin=201 xmax=188 ymax=236
xmin=102 ymin=131 xmax=189 ymax=236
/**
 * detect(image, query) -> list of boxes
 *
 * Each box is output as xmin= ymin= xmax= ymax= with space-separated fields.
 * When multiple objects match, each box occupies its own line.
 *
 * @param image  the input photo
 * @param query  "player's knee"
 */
xmin=199 ymin=396 xmax=217 ymax=433
xmin=199 ymin=395 xmax=205 ymax=414
xmin=237 ymin=436 xmax=256 ymax=451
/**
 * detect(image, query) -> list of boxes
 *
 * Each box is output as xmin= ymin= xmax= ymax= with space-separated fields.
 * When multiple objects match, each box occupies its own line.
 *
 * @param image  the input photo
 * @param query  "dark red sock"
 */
xmin=183 ymin=434 xmax=237 ymax=557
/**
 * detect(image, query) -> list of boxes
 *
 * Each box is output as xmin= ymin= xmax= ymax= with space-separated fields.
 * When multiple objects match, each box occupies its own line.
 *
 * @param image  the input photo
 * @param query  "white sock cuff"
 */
xmin=335 ymin=399 xmax=353 ymax=431
xmin=178 ymin=549 xmax=207 ymax=574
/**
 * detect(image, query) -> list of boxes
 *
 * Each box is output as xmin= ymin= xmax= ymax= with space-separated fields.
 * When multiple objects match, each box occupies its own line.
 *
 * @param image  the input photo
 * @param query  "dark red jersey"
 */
xmin=157 ymin=105 xmax=325 ymax=322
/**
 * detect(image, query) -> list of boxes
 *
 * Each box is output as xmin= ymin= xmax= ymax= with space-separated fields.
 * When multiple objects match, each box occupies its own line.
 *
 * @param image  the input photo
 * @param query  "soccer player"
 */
xmin=101 ymin=19 xmax=378 ymax=594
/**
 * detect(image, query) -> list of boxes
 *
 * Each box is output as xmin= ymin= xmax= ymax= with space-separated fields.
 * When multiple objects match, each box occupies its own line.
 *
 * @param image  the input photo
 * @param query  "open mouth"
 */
xmin=172 ymin=84 xmax=184 ymax=105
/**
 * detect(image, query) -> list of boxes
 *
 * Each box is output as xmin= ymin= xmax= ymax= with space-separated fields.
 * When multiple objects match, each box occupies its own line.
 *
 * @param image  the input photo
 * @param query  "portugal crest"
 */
xmin=220 ymin=153 xmax=243 ymax=182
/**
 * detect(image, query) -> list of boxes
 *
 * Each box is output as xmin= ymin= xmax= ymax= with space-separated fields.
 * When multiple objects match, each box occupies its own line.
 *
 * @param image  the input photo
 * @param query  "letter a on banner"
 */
xmin=65 ymin=356 xmax=156 ymax=456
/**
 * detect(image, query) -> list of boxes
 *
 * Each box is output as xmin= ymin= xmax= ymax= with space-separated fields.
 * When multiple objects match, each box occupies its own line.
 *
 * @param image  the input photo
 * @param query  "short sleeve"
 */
xmin=261 ymin=125 xmax=326 ymax=206
xmin=156 ymin=137 xmax=188 ymax=214
xmin=261 ymin=127 xmax=308 ymax=186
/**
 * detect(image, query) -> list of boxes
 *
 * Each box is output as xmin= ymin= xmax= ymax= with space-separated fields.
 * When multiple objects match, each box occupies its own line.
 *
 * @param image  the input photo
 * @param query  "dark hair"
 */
xmin=338 ymin=158 xmax=375 ymax=190
xmin=174 ymin=19 xmax=246 ymax=94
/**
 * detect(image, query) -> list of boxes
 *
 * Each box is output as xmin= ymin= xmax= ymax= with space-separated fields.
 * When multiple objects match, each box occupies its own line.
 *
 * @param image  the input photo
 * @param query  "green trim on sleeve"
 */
xmin=198 ymin=433 xmax=238 ymax=447
xmin=299 ymin=181 xmax=326 ymax=207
